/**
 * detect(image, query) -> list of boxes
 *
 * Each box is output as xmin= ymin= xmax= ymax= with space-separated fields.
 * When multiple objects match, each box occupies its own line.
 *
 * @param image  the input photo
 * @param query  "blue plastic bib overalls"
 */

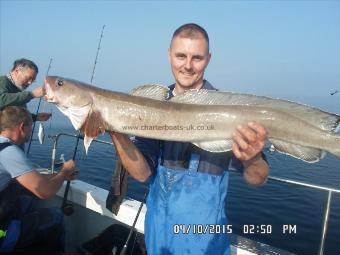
xmin=145 ymin=153 xmax=230 ymax=255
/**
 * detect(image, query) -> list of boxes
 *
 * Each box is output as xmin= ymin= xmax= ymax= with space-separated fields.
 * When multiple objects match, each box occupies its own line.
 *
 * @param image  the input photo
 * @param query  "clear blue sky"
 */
xmin=1 ymin=0 xmax=339 ymax=112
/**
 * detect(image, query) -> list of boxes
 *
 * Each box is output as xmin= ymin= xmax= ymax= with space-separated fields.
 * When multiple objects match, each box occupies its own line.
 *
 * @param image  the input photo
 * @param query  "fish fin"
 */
xmin=57 ymin=104 xmax=92 ymax=130
xmin=170 ymin=90 xmax=340 ymax=132
xmin=169 ymin=89 xmax=215 ymax=104
xmin=130 ymin=84 xmax=169 ymax=101
xmin=193 ymin=140 xmax=233 ymax=152
xmin=80 ymin=109 xmax=108 ymax=153
xmin=270 ymin=139 xmax=325 ymax=163
xmin=84 ymin=135 xmax=94 ymax=154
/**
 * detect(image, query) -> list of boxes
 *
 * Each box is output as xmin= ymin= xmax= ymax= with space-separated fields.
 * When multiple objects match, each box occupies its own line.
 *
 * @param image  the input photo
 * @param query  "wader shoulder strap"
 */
xmin=0 ymin=142 xmax=17 ymax=228
xmin=0 ymin=142 xmax=12 ymax=152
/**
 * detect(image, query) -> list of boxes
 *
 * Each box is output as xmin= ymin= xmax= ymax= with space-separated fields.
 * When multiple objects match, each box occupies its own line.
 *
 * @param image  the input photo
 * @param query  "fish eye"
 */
xmin=57 ymin=79 xmax=64 ymax=86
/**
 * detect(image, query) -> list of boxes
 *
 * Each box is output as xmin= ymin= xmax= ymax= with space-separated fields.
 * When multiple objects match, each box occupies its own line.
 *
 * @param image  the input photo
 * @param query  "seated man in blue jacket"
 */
xmin=110 ymin=23 xmax=269 ymax=255
xmin=0 ymin=106 xmax=78 ymax=254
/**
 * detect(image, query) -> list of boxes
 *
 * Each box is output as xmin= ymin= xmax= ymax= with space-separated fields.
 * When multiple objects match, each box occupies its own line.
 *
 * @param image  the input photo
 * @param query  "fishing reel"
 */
xmin=62 ymin=201 xmax=74 ymax=216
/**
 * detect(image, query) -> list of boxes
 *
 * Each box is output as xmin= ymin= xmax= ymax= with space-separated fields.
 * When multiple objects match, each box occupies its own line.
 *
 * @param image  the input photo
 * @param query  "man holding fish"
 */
xmin=43 ymin=22 xmax=339 ymax=254
xmin=0 ymin=58 xmax=51 ymax=122
xmin=110 ymin=23 xmax=269 ymax=255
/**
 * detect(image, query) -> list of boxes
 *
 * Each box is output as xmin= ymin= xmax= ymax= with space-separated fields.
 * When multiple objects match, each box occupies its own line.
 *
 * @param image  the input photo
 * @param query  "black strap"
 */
xmin=0 ymin=142 xmax=12 ymax=152
xmin=0 ymin=142 xmax=16 ymax=228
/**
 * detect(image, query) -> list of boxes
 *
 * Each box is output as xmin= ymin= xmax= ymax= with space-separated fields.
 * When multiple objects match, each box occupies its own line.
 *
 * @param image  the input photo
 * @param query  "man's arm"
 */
xmin=16 ymin=160 xmax=78 ymax=199
xmin=232 ymin=122 xmax=269 ymax=186
xmin=0 ymin=78 xmax=45 ymax=110
xmin=109 ymin=132 xmax=151 ymax=182
xmin=0 ymin=90 xmax=33 ymax=109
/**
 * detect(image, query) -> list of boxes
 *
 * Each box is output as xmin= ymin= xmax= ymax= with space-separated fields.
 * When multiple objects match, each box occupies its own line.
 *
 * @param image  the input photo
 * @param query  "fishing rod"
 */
xmin=330 ymin=90 xmax=339 ymax=95
xmin=61 ymin=25 xmax=106 ymax=215
xmin=91 ymin=24 xmax=105 ymax=83
xmin=117 ymin=189 xmax=148 ymax=255
xmin=26 ymin=58 xmax=53 ymax=155
xmin=61 ymin=130 xmax=81 ymax=215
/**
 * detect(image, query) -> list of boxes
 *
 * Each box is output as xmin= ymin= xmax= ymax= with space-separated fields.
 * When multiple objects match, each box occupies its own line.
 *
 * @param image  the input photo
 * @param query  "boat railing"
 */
xmin=265 ymin=176 xmax=338 ymax=255
xmin=48 ymin=132 xmax=340 ymax=255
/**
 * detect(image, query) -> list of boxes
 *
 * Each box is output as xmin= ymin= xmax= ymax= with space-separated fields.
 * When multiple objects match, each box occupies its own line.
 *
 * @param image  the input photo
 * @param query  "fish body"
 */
xmin=38 ymin=122 xmax=45 ymax=144
xmin=44 ymin=76 xmax=340 ymax=163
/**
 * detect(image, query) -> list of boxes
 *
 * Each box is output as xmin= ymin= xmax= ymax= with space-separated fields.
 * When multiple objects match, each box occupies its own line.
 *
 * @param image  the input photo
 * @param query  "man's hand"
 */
xmin=60 ymin=160 xmax=79 ymax=181
xmin=37 ymin=112 xmax=52 ymax=121
xmin=232 ymin=122 xmax=267 ymax=161
xmin=232 ymin=122 xmax=269 ymax=186
xmin=31 ymin=86 xmax=45 ymax=98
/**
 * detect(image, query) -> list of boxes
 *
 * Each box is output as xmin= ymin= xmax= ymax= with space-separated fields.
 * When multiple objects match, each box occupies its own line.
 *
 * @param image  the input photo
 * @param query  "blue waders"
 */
xmin=145 ymin=154 xmax=230 ymax=255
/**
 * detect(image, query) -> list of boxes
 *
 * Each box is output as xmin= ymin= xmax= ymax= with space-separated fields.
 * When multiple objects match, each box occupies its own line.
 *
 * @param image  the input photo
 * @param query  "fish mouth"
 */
xmin=44 ymin=79 xmax=56 ymax=103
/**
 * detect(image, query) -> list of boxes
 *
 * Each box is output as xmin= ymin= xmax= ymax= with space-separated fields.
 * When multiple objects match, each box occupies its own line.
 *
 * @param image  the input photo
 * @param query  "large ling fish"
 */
xmin=44 ymin=76 xmax=340 ymax=163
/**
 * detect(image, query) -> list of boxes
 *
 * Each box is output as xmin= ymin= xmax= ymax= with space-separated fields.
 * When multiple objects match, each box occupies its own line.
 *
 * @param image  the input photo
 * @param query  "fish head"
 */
xmin=44 ymin=76 xmax=93 ymax=131
xmin=44 ymin=76 xmax=110 ymax=154
xmin=45 ymin=76 xmax=92 ymax=108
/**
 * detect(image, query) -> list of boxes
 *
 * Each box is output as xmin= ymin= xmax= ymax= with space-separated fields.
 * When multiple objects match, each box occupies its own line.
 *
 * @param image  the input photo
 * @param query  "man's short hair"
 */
xmin=11 ymin=58 xmax=38 ymax=74
xmin=171 ymin=23 xmax=209 ymax=50
xmin=0 ymin=106 xmax=32 ymax=131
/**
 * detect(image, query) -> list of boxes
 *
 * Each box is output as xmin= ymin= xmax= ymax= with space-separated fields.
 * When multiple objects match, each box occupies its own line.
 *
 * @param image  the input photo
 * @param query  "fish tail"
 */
xmin=321 ymin=113 xmax=340 ymax=133
xmin=324 ymin=116 xmax=340 ymax=158
xmin=330 ymin=148 xmax=340 ymax=158
xmin=329 ymin=134 xmax=340 ymax=158
xmin=336 ymin=122 xmax=340 ymax=133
